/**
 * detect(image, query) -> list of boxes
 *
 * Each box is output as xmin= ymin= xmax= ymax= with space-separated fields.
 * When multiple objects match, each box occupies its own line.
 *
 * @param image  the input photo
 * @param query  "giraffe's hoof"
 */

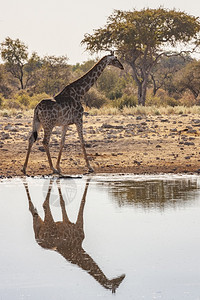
xmin=52 ymin=168 xmax=61 ymax=175
xmin=83 ymin=167 xmax=94 ymax=175
xmin=56 ymin=166 xmax=62 ymax=174
xmin=88 ymin=167 xmax=94 ymax=173
xmin=111 ymin=274 xmax=126 ymax=293
xmin=22 ymin=166 xmax=26 ymax=175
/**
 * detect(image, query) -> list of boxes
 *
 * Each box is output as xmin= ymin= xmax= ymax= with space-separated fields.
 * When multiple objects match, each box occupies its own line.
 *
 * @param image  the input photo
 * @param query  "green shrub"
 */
xmin=179 ymin=91 xmax=197 ymax=107
xmin=113 ymin=94 xmax=137 ymax=109
xmin=14 ymin=91 xmax=31 ymax=107
xmin=29 ymin=92 xmax=50 ymax=109
xmin=4 ymin=99 xmax=22 ymax=109
xmin=2 ymin=91 xmax=51 ymax=110
xmin=0 ymin=94 xmax=5 ymax=108
xmin=146 ymin=89 xmax=178 ymax=107
xmin=108 ymin=89 xmax=123 ymax=100
xmin=83 ymin=88 xmax=108 ymax=108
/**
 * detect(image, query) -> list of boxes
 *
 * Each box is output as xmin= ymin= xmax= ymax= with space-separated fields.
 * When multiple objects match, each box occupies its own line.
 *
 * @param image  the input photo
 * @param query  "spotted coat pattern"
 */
xmin=22 ymin=55 xmax=124 ymax=174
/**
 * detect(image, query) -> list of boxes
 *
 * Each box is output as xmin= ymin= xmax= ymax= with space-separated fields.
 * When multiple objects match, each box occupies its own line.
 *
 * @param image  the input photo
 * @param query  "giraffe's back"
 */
xmin=35 ymin=98 xmax=83 ymax=128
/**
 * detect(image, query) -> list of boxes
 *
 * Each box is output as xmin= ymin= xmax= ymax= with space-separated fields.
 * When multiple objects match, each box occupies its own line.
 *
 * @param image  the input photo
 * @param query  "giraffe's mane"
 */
xmin=54 ymin=56 xmax=108 ymax=101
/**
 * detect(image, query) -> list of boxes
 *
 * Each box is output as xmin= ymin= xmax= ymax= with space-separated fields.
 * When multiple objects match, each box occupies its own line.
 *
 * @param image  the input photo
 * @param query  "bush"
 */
xmin=146 ymin=89 xmax=178 ymax=107
xmin=108 ymin=89 xmax=123 ymax=100
xmin=29 ymin=92 xmax=51 ymax=109
xmin=112 ymin=94 xmax=137 ymax=109
xmin=4 ymin=99 xmax=22 ymax=109
xmin=179 ymin=91 xmax=197 ymax=107
xmin=2 ymin=91 xmax=51 ymax=110
xmin=0 ymin=94 xmax=5 ymax=108
xmin=83 ymin=88 xmax=108 ymax=108
xmin=14 ymin=90 xmax=31 ymax=107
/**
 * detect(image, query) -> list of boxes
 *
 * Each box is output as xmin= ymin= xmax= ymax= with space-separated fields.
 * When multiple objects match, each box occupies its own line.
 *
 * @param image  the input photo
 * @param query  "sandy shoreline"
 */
xmin=1 ymin=113 xmax=200 ymax=178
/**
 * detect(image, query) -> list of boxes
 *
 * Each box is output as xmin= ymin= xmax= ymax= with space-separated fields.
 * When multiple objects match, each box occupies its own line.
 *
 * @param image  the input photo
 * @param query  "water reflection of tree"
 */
xmin=106 ymin=179 xmax=199 ymax=210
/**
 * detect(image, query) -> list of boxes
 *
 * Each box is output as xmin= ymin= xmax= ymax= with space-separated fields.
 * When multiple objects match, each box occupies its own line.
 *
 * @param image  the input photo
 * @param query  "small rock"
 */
xmin=4 ymin=125 xmax=12 ymax=130
xmin=38 ymin=146 xmax=45 ymax=152
xmin=10 ymin=128 xmax=19 ymax=132
xmin=185 ymin=156 xmax=191 ymax=159
xmin=187 ymin=129 xmax=197 ymax=134
xmin=89 ymin=129 xmax=96 ymax=134
xmin=16 ymin=114 xmax=22 ymax=119
xmin=1 ymin=133 xmax=10 ymax=139
xmin=85 ymin=143 xmax=92 ymax=148
xmin=101 ymin=123 xmax=113 ymax=129
xmin=192 ymin=119 xmax=200 ymax=124
xmin=184 ymin=142 xmax=195 ymax=146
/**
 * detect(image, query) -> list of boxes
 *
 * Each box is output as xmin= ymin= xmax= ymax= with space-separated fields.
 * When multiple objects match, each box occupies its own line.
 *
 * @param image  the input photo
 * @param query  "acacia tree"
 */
xmin=34 ymin=55 xmax=71 ymax=95
xmin=175 ymin=60 xmax=200 ymax=98
xmin=82 ymin=8 xmax=200 ymax=105
xmin=0 ymin=37 xmax=42 ymax=90
xmin=0 ymin=37 xmax=29 ymax=89
xmin=150 ymin=54 xmax=193 ymax=96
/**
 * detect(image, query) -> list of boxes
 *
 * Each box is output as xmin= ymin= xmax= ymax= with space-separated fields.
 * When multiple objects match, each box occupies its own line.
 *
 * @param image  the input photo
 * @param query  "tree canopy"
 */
xmin=82 ymin=8 xmax=200 ymax=105
xmin=175 ymin=60 xmax=200 ymax=98
xmin=1 ymin=37 xmax=29 ymax=89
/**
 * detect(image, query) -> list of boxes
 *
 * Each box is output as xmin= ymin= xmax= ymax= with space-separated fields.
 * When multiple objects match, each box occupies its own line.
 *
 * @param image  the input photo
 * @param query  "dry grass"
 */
xmin=1 ymin=105 xmax=200 ymax=118
xmin=89 ymin=105 xmax=200 ymax=116
xmin=0 ymin=109 xmax=34 ymax=118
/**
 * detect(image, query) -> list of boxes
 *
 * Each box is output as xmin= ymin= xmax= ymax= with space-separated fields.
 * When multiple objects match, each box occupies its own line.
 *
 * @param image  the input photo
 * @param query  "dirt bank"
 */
xmin=1 ymin=113 xmax=200 ymax=177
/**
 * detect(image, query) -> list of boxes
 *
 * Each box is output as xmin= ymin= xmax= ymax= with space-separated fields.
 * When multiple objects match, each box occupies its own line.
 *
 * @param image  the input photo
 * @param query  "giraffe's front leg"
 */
xmin=55 ymin=126 xmax=67 ymax=174
xmin=43 ymin=128 xmax=58 ymax=174
xmin=76 ymin=122 xmax=94 ymax=173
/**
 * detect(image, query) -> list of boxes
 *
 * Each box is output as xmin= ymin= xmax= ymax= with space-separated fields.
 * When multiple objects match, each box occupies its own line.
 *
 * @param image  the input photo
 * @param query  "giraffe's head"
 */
xmin=106 ymin=54 xmax=124 ymax=70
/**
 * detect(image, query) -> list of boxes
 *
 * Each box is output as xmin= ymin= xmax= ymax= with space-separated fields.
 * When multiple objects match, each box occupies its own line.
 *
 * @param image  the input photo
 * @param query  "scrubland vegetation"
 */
xmin=1 ymin=8 xmax=200 ymax=116
xmin=1 ymin=48 xmax=200 ymax=117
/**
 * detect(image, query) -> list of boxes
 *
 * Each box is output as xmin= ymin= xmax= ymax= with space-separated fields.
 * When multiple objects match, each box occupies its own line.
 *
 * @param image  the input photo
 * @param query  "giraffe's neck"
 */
xmin=73 ymin=57 xmax=108 ymax=96
xmin=58 ymin=247 xmax=118 ymax=291
xmin=55 ymin=57 xmax=108 ymax=100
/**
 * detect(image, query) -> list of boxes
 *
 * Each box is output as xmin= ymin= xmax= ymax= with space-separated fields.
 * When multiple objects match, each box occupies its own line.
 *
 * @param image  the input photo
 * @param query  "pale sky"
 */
xmin=1 ymin=0 xmax=200 ymax=64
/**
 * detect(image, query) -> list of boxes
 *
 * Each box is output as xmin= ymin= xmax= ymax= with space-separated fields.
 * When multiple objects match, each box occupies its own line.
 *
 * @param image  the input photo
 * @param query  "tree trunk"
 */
xmin=137 ymin=80 xmax=147 ymax=106
xmin=20 ymin=77 xmax=24 ymax=89
xmin=20 ymin=68 xmax=24 ymax=89
xmin=130 ymin=61 xmax=148 ymax=106
xmin=151 ymin=74 xmax=157 ymax=96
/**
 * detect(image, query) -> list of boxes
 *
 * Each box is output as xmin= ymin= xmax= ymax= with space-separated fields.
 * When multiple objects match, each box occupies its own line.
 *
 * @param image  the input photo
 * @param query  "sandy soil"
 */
xmin=1 ymin=112 xmax=200 ymax=178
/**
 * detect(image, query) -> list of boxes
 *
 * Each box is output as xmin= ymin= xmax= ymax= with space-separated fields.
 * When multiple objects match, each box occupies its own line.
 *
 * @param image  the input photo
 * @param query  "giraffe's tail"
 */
xmin=32 ymin=106 xmax=41 ymax=142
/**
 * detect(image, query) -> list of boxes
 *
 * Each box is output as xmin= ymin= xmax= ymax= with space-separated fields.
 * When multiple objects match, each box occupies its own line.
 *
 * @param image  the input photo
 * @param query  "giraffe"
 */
xmin=24 ymin=178 xmax=125 ymax=293
xmin=22 ymin=54 xmax=124 ymax=175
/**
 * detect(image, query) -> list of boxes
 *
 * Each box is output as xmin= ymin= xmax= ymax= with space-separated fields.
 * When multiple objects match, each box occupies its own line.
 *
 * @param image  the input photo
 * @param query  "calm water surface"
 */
xmin=0 ymin=174 xmax=200 ymax=300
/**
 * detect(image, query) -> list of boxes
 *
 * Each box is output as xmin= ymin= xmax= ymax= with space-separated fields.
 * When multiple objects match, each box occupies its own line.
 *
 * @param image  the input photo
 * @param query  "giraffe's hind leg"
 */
xmin=22 ymin=109 xmax=41 ymax=174
xmin=22 ymin=132 xmax=37 ymax=174
xmin=42 ymin=127 xmax=59 ymax=174
xmin=55 ymin=126 xmax=67 ymax=174
xmin=76 ymin=121 xmax=94 ymax=173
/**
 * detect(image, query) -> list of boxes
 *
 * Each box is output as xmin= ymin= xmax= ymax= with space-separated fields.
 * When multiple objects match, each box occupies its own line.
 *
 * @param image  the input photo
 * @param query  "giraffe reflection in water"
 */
xmin=24 ymin=179 xmax=125 ymax=293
